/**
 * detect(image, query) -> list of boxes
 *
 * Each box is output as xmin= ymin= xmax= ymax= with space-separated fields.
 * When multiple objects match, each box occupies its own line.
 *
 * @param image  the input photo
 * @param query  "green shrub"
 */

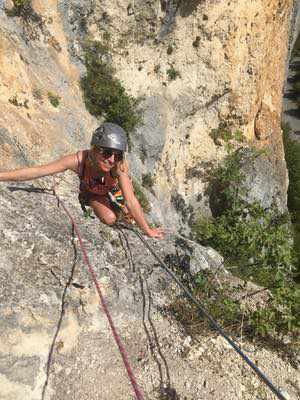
xmin=47 ymin=92 xmax=60 ymax=108
xmin=169 ymin=265 xmax=299 ymax=342
xmin=142 ymin=173 xmax=154 ymax=189
xmin=166 ymin=65 xmax=180 ymax=81
xmin=210 ymin=124 xmax=244 ymax=148
xmin=283 ymin=123 xmax=300 ymax=280
xmin=283 ymin=124 xmax=300 ymax=217
xmin=6 ymin=0 xmax=32 ymax=17
xmin=249 ymin=285 xmax=300 ymax=336
xmin=132 ymin=179 xmax=151 ymax=213
xmin=80 ymin=41 xmax=142 ymax=145
xmin=191 ymin=146 xmax=299 ymax=338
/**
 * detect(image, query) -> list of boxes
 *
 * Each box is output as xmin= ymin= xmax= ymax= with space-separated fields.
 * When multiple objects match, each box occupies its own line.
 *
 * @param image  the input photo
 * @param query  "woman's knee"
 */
xmin=99 ymin=212 xmax=117 ymax=226
xmin=89 ymin=197 xmax=117 ymax=225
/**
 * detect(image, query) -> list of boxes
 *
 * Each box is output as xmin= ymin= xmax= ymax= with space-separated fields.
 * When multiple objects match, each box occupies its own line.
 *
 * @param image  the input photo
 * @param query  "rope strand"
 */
xmin=52 ymin=189 xmax=144 ymax=400
xmin=119 ymin=224 xmax=288 ymax=400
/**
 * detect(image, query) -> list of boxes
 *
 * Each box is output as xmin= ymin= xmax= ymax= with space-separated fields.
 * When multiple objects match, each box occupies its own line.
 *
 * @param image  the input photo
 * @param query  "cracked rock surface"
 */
xmin=0 ymin=178 xmax=299 ymax=400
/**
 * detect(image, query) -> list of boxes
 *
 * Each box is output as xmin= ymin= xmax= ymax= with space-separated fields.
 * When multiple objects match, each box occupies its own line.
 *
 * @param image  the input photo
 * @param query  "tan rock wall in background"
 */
xmin=0 ymin=0 xmax=294 ymax=217
xmin=90 ymin=0 xmax=292 ymax=216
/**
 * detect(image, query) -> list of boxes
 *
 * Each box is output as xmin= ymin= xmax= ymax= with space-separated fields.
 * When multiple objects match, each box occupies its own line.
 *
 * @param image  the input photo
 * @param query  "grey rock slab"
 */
xmin=0 ymin=180 xmax=220 ymax=398
xmin=240 ymin=149 xmax=287 ymax=211
xmin=131 ymin=95 xmax=168 ymax=173
xmin=0 ymin=355 xmax=40 ymax=388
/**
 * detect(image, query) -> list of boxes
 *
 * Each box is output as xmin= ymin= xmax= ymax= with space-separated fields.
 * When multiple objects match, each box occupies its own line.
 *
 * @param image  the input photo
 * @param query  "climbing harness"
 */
xmin=108 ymin=186 xmax=136 ymax=224
xmin=117 ymin=223 xmax=289 ymax=400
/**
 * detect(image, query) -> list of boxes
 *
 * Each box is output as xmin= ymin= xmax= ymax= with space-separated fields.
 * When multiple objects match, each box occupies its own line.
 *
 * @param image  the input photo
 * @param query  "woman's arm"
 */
xmin=0 ymin=153 xmax=78 ymax=182
xmin=117 ymin=169 xmax=164 ymax=239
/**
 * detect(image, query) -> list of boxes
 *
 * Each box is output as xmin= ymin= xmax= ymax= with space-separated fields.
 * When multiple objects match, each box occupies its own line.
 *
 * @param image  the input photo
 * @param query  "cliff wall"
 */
xmin=0 ymin=0 xmax=295 ymax=226
xmin=0 ymin=2 xmax=299 ymax=400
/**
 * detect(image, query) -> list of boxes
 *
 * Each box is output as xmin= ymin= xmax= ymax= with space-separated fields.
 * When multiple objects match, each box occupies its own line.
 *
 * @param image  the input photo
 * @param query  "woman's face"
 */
xmin=93 ymin=147 xmax=123 ymax=172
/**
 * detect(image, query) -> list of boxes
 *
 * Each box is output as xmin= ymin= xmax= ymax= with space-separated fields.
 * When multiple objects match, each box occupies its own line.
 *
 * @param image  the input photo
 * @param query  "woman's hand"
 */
xmin=146 ymin=227 xmax=165 ymax=239
xmin=118 ymin=172 xmax=165 ymax=239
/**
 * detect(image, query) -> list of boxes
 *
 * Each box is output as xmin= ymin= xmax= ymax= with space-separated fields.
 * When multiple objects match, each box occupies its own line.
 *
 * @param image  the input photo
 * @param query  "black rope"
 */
xmin=118 ymin=224 xmax=288 ymax=400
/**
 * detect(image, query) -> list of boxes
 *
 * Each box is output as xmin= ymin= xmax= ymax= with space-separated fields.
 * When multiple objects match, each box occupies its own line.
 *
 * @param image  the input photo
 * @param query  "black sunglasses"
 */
xmin=99 ymin=147 xmax=124 ymax=160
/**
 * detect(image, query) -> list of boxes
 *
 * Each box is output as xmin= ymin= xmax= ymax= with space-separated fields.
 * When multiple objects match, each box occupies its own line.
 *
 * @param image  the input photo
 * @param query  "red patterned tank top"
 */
xmin=77 ymin=150 xmax=118 ymax=196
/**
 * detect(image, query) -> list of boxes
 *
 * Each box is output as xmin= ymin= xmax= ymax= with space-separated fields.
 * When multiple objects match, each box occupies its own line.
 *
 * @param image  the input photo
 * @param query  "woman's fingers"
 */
xmin=148 ymin=227 xmax=165 ymax=239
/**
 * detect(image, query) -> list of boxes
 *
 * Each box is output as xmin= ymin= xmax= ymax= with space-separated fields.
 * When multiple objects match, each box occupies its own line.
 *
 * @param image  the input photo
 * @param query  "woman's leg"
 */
xmin=88 ymin=194 xmax=118 ymax=225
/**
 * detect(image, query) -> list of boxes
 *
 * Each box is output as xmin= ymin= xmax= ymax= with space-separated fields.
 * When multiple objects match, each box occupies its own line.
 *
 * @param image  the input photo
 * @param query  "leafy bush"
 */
xmin=210 ymin=125 xmax=244 ymax=148
xmin=81 ymin=41 xmax=142 ymax=145
xmin=132 ymin=179 xmax=151 ymax=213
xmin=14 ymin=0 xmax=30 ymax=7
xmin=142 ymin=173 xmax=154 ymax=189
xmin=282 ymin=123 xmax=300 ymax=280
xmin=48 ymin=92 xmax=60 ymax=108
xmin=6 ymin=0 xmax=33 ymax=18
xmin=166 ymin=65 xmax=180 ymax=81
xmin=191 ymin=146 xmax=299 ymax=337
xmin=169 ymin=263 xmax=299 ymax=344
xmin=249 ymin=285 xmax=300 ymax=336
xmin=283 ymin=124 xmax=300 ymax=217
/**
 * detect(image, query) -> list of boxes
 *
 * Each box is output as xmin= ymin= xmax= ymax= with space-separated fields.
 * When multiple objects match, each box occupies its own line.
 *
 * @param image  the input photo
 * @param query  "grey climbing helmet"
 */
xmin=91 ymin=123 xmax=128 ymax=152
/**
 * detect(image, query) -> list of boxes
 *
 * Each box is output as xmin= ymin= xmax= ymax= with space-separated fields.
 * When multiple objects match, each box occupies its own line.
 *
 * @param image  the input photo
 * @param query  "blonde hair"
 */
xmin=114 ymin=157 xmax=128 ymax=176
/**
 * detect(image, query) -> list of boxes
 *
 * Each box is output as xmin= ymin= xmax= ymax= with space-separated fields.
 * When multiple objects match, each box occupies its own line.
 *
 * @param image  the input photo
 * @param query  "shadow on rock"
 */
xmin=289 ymin=61 xmax=300 ymax=71
xmin=284 ymin=108 xmax=300 ymax=119
xmin=117 ymin=226 xmax=174 ymax=393
xmin=178 ymin=0 xmax=203 ymax=18
xmin=156 ymin=384 xmax=181 ymax=399
xmin=283 ymin=90 xmax=300 ymax=101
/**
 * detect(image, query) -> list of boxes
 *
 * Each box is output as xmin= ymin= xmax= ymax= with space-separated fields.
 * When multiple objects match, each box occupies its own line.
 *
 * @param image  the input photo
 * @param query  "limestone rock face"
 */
xmin=0 ymin=0 xmax=97 ymax=170
xmin=0 ymin=0 xmax=295 ymax=226
xmin=0 ymin=2 xmax=299 ymax=399
xmin=97 ymin=0 xmax=292 ymax=225
xmin=0 ymin=181 xmax=299 ymax=399
xmin=0 ymin=179 xmax=225 ymax=400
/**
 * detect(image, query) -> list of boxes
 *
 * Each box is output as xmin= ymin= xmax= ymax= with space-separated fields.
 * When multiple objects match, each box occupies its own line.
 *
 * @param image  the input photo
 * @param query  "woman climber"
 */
xmin=0 ymin=122 xmax=164 ymax=239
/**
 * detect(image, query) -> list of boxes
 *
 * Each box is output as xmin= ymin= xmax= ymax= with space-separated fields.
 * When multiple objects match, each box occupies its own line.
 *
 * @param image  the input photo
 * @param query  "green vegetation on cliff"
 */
xmin=6 ymin=0 xmax=36 ymax=19
xmin=81 ymin=41 xmax=142 ymax=145
xmin=189 ymin=141 xmax=299 ymax=342
xmin=283 ymin=124 xmax=300 ymax=281
xmin=132 ymin=179 xmax=151 ymax=213
xmin=8 ymin=0 xmax=30 ymax=15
